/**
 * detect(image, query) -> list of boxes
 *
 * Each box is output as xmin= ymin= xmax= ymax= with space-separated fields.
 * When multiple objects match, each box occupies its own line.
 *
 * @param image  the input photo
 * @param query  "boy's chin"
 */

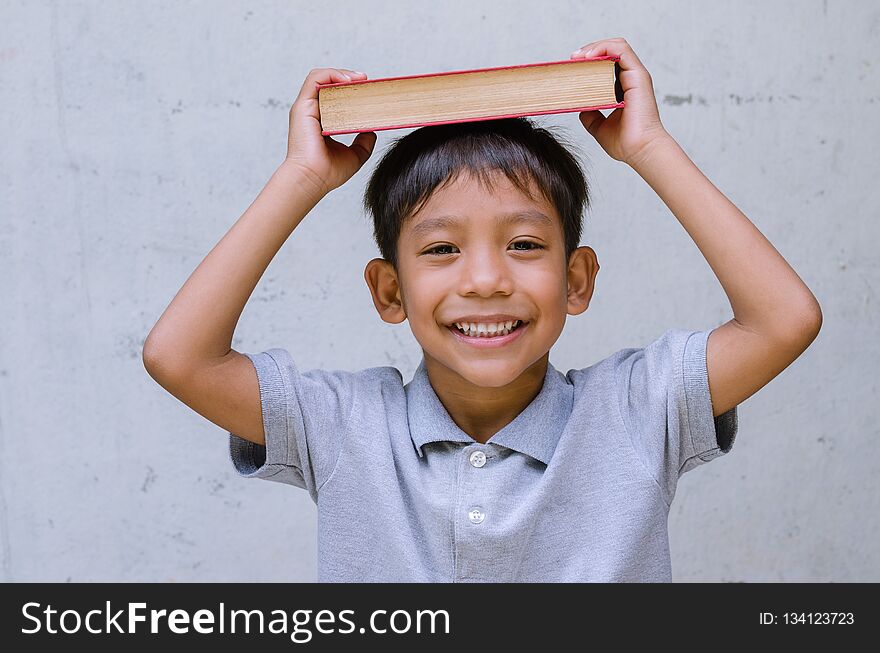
xmin=431 ymin=355 xmax=531 ymax=388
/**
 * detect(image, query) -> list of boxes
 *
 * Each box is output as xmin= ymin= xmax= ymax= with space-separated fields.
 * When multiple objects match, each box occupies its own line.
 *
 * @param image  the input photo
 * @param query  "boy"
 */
xmin=143 ymin=39 xmax=822 ymax=582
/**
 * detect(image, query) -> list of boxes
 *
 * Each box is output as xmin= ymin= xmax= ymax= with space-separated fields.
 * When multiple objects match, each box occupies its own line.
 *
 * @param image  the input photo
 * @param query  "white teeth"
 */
xmin=453 ymin=320 xmax=521 ymax=337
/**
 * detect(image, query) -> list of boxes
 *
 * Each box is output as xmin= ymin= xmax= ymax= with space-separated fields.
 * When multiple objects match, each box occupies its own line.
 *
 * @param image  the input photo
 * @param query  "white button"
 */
xmin=469 ymin=450 xmax=487 ymax=468
xmin=468 ymin=507 xmax=485 ymax=524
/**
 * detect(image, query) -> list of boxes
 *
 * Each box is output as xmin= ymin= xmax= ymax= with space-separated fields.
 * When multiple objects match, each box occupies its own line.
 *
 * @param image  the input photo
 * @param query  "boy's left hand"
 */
xmin=570 ymin=38 xmax=670 ymax=168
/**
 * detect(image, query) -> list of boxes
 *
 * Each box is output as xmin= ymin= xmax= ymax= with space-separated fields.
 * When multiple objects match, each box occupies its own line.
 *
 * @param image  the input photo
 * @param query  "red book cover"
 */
xmin=317 ymin=55 xmax=624 ymax=135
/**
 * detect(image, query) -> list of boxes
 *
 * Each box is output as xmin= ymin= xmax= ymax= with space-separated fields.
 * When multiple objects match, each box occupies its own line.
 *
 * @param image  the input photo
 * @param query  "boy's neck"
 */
xmin=422 ymin=352 xmax=549 ymax=444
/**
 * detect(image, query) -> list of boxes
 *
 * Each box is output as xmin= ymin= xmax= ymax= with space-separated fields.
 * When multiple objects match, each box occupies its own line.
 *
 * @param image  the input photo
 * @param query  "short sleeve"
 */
xmin=227 ymin=348 xmax=359 ymax=503
xmin=614 ymin=328 xmax=738 ymax=506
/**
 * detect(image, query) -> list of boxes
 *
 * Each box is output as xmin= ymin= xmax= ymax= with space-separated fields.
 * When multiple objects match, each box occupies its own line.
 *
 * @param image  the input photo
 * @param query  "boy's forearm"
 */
xmin=629 ymin=135 xmax=822 ymax=339
xmin=144 ymin=162 xmax=324 ymax=375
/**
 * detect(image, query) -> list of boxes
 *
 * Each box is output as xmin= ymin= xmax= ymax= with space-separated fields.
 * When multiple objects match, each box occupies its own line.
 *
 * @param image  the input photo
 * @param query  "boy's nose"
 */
xmin=457 ymin=252 xmax=514 ymax=296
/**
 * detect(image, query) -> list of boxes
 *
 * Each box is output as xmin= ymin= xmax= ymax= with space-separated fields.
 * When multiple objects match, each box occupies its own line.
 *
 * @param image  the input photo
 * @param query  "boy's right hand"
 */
xmin=284 ymin=68 xmax=377 ymax=200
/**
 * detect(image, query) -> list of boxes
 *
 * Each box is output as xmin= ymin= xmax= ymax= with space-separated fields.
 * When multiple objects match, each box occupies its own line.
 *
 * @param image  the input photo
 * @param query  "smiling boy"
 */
xmin=367 ymin=168 xmax=585 ymax=442
xmin=143 ymin=39 xmax=822 ymax=581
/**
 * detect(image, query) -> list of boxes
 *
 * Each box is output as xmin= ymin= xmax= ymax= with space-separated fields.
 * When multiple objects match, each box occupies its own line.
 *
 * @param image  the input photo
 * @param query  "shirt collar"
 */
xmin=405 ymin=355 xmax=573 ymax=465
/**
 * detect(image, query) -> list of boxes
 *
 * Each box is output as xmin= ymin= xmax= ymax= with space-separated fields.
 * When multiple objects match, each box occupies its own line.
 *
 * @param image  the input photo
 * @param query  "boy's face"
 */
xmin=365 ymin=169 xmax=598 ymax=389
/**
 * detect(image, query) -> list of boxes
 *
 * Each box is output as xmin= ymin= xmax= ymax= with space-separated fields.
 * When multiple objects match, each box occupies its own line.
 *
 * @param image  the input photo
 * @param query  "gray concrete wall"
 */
xmin=1 ymin=0 xmax=877 ymax=581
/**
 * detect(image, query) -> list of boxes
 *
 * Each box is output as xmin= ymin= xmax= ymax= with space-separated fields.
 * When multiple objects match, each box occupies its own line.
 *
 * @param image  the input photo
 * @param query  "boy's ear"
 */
xmin=566 ymin=246 xmax=599 ymax=316
xmin=364 ymin=258 xmax=407 ymax=324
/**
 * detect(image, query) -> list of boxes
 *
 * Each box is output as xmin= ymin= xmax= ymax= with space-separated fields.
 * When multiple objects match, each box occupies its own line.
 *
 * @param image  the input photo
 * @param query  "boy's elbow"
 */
xmin=785 ymin=287 xmax=823 ymax=342
xmin=142 ymin=332 xmax=182 ymax=386
xmin=810 ymin=301 xmax=823 ymax=336
xmin=784 ymin=299 xmax=823 ymax=353
xmin=142 ymin=334 xmax=164 ymax=382
xmin=800 ymin=297 xmax=823 ymax=340
xmin=759 ymin=297 xmax=822 ymax=357
xmin=799 ymin=310 xmax=822 ymax=356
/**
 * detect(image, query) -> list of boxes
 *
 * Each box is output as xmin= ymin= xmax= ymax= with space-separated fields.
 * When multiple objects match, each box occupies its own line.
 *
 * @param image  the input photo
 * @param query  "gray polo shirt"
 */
xmin=228 ymin=328 xmax=737 ymax=582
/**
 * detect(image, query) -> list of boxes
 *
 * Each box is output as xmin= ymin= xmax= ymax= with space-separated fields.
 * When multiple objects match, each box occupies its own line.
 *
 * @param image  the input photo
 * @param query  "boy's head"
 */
xmin=362 ymin=117 xmax=599 ymax=388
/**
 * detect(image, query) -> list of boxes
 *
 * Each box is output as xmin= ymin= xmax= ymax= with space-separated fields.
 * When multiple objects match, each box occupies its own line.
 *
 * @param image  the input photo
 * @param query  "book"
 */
xmin=317 ymin=56 xmax=624 ymax=135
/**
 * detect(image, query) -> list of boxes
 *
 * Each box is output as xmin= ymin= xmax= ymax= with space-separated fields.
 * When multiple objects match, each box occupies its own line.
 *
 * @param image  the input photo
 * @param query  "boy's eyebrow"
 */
xmin=409 ymin=210 xmax=554 ymax=241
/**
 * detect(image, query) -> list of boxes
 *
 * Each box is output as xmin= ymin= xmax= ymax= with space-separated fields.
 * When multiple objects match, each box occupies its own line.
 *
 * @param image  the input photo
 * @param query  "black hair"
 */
xmin=362 ymin=116 xmax=590 ymax=270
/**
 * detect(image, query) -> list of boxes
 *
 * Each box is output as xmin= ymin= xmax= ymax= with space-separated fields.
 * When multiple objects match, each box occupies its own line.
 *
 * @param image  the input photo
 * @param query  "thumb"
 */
xmin=349 ymin=131 xmax=377 ymax=167
xmin=578 ymin=110 xmax=605 ymax=138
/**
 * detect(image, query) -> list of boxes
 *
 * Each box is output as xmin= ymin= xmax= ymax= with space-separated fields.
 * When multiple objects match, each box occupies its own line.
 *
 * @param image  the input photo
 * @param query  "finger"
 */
xmin=571 ymin=38 xmax=652 ymax=96
xmin=349 ymin=131 xmax=377 ymax=167
xmin=338 ymin=69 xmax=368 ymax=79
xmin=570 ymin=41 xmax=599 ymax=58
xmin=578 ymin=110 xmax=605 ymax=137
xmin=292 ymin=68 xmax=366 ymax=125
xmin=572 ymin=37 xmax=627 ymax=55
xmin=295 ymin=68 xmax=363 ymax=105
xmin=571 ymin=38 xmax=646 ymax=73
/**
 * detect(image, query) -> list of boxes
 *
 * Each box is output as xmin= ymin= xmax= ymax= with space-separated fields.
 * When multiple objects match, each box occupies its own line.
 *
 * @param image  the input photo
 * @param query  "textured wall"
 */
xmin=1 ymin=0 xmax=877 ymax=581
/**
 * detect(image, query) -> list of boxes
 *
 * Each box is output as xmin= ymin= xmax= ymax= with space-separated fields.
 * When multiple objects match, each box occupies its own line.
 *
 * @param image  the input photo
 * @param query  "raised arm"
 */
xmin=629 ymin=136 xmax=821 ymax=417
xmin=571 ymin=38 xmax=822 ymax=417
xmin=142 ymin=67 xmax=376 ymax=444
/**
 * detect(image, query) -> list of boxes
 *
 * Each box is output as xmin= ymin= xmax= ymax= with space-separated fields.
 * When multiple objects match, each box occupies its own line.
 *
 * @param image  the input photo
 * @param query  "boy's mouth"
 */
xmin=445 ymin=320 xmax=528 ymax=347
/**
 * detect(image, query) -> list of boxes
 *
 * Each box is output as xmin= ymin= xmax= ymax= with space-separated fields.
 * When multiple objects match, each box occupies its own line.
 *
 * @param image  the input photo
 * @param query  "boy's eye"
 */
xmin=510 ymin=240 xmax=544 ymax=251
xmin=424 ymin=244 xmax=458 ymax=256
xmin=423 ymin=241 xmax=544 ymax=256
